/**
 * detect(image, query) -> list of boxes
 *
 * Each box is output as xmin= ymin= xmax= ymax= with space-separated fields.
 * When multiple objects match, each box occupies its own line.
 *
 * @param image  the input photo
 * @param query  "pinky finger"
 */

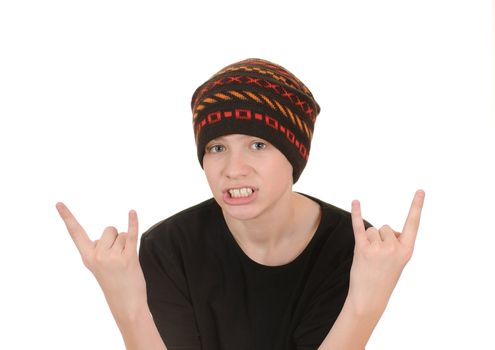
xmin=126 ymin=210 xmax=139 ymax=249
xmin=351 ymin=200 xmax=368 ymax=247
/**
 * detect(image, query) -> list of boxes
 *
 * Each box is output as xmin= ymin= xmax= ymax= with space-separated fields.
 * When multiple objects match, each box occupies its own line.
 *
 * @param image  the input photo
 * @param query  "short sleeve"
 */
xmin=292 ymin=213 xmax=371 ymax=350
xmin=139 ymin=232 xmax=201 ymax=350
xmin=293 ymin=257 xmax=353 ymax=350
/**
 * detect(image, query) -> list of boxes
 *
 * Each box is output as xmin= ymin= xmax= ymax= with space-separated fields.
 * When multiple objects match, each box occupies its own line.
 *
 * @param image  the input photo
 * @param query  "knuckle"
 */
xmin=94 ymin=251 xmax=107 ymax=263
xmin=81 ymin=255 xmax=93 ymax=269
xmin=102 ymin=226 xmax=117 ymax=238
xmin=402 ymin=247 xmax=414 ymax=262
xmin=385 ymin=244 xmax=397 ymax=255
xmin=367 ymin=227 xmax=378 ymax=234
xmin=363 ymin=244 xmax=379 ymax=257
xmin=109 ymin=250 xmax=123 ymax=261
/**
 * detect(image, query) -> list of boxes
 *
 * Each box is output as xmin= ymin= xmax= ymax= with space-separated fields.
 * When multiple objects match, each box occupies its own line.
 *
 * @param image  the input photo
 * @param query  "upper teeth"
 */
xmin=229 ymin=187 xmax=253 ymax=198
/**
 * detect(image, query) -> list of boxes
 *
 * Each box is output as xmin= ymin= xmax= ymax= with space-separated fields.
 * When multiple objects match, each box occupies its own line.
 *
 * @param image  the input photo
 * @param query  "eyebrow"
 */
xmin=205 ymin=138 xmax=222 ymax=146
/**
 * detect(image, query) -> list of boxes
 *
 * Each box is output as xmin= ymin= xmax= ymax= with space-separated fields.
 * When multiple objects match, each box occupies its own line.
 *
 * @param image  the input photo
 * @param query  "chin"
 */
xmin=219 ymin=203 xmax=264 ymax=222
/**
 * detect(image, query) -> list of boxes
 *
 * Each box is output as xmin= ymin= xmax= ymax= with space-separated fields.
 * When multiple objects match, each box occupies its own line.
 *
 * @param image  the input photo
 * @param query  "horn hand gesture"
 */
xmin=56 ymin=203 xmax=148 ymax=324
xmin=347 ymin=190 xmax=425 ymax=317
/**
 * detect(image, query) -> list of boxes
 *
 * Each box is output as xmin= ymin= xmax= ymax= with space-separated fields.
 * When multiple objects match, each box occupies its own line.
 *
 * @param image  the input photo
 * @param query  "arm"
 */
xmin=113 ymin=303 xmax=167 ymax=350
xmin=56 ymin=203 xmax=167 ymax=350
xmin=318 ymin=190 xmax=425 ymax=350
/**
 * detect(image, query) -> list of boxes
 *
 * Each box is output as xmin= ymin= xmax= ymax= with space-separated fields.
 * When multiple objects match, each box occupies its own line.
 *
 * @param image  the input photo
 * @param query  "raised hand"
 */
xmin=56 ymin=202 xmax=148 ymax=324
xmin=347 ymin=190 xmax=425 ymax=317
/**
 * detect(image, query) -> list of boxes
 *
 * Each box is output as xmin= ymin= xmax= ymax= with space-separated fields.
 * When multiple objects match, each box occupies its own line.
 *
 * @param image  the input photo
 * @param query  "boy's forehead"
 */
xmin=207 ymin=134 xmax=263 ymax=143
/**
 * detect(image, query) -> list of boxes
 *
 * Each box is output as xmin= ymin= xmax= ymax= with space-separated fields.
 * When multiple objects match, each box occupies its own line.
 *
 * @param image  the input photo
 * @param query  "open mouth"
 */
xmin=228 ymin=187 xmax=255 ymax=198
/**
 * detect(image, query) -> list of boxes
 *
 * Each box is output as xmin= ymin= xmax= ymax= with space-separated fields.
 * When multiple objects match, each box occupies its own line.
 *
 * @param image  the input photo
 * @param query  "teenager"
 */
xmin=57 ymin=58 xmax=425 ymax=350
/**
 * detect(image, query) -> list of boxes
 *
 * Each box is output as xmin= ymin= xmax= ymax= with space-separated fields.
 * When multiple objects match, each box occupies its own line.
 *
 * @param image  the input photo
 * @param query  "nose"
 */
xmin=224 ymin=150 xmax=251 ymax=179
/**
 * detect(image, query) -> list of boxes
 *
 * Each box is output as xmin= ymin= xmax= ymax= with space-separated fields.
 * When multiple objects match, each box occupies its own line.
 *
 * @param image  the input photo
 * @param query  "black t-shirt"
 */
xmin=139 ymin=194 xmax=360 ymax=350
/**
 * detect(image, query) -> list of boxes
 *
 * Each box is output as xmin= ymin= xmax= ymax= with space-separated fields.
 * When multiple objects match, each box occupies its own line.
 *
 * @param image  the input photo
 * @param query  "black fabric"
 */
xmin=139 ymin=194 xmax=366 ymax=350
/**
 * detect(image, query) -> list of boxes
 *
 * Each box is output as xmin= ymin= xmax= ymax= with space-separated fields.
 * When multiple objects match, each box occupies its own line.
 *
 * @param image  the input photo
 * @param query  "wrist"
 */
xmin=342 ymin=295 xmax=385 ymax=322
xmin=318 ymin=297 xmax=383 ymax=350
xmin=109 ymin=298 xmax=152 ymax=327
xmin=110 ymin=301 xmax=167 ymax=350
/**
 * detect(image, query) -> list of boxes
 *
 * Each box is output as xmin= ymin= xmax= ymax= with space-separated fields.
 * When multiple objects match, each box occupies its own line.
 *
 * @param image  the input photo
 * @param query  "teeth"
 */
xmin=228 ymin=187 xmax=254 ymax=198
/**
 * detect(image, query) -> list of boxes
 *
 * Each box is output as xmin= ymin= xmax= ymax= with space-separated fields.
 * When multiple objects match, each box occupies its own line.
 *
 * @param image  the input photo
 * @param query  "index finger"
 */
xmin=399 ymin=190 xmax=425 ymax=246
xmin=56 ymin=202 xmax=93 ymax=255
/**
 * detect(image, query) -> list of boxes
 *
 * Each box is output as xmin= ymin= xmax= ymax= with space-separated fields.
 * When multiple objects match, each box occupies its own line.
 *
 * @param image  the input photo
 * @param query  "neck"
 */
xmin=223 ymin=191 xmax=319 ymax=250
xmin=229 ymin=194 xmax=294 ymax=245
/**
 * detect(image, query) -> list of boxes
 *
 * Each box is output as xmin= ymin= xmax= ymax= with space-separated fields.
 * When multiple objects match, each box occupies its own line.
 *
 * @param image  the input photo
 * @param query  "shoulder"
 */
xmin=141 ymin=197 xmax=221 ymax=245
xmin=313 ymin=195 xmax=355 ymax=254
xmin=299 ymin=193 xmax=372 ymax=260
xmin=300 ymin=193 xmax=352 ymax=231
xmin=139 ymin=198 xmax=234 ymax=288
xmin=300 ymin=192 xmax=373 ymax=230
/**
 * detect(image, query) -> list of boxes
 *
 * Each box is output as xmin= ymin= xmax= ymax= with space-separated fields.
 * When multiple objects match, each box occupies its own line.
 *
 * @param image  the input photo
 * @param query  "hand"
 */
xmin=347 ymin=190 xmax=425 ymax=317
xmin=56 ymin=202 xmax=148 ymax=323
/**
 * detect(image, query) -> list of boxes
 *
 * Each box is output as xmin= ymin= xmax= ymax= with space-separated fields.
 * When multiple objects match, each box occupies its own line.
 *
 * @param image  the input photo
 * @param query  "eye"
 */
xmin=251 ymin=141 xmax=267 ymax=150
xmin=206 ymin=144 xmax=226 ymax=153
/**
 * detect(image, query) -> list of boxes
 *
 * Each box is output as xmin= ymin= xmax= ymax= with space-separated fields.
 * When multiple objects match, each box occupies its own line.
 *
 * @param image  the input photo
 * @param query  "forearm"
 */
xmin=317 ymin=297 xmax=383 ymax=350
xmin=320 ymin=190 xmax=426 ymax=349
xmin=113 ymin=302 xmax=167 ymax=350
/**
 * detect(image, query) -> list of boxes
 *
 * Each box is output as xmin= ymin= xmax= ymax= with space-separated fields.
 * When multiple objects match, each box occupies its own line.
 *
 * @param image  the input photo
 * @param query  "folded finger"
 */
xmin=366 ymin=227 xmax=382 ymax=244
xmin=112 ymin=232 xmax=128 ymax=252
xmin=98 ymin=226 xmax=119 ymax=250
xmin=379 ymin=225 xmax=397 ymax=242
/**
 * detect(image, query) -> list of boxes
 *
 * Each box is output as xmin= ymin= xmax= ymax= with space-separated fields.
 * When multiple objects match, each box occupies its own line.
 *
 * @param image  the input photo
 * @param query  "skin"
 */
xmin=56 ymin=133 xmax=425 ymax=350
xmin=55 ymin=204 xmax=166 ymax=350
xmin=203 ymin=134 xmax=295 ymax=223
xmin=202 ymin=134 xmax=321 ymax=266
xmin=319 ymin=190 xmax=425 ymax=350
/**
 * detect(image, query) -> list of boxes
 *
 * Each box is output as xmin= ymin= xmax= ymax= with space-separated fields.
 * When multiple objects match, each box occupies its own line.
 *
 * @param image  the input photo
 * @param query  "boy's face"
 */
xmin=203 ymin=134 xmax=293 ymax=222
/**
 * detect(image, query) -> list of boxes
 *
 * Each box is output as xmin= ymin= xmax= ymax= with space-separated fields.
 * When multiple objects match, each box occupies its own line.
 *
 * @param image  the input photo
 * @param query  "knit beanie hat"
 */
xmin=191 ymin=58 xmax=320 ymax=183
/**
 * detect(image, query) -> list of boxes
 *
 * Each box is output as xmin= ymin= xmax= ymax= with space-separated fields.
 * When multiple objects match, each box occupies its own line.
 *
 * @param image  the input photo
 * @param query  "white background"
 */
xmin=0 ymin=1 xmax=493 ymax=349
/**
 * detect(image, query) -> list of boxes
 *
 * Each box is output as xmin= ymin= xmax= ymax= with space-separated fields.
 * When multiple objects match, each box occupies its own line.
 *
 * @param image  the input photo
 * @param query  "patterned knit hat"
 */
xmin=191 ymin=58 xmax=320 ymax=183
